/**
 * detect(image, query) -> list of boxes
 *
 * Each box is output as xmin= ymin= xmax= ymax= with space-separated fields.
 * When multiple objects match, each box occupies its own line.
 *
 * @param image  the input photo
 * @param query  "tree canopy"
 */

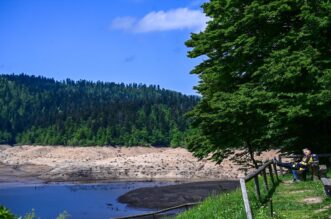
xmin=0 ymin=74 xmax=199 ymax=146
xmin=186 ymin=0 xmax=331 ymax=166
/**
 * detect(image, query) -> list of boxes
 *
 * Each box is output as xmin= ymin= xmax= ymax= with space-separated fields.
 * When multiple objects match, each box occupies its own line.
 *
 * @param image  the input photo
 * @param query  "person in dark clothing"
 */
xmin=274 ymin=148 xmax=319 ymax=182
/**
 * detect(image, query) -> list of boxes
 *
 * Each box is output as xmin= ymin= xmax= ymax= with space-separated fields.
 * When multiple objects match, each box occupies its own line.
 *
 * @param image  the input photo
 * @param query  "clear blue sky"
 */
xmin=0 ymin=0 xmax=209 ymax=95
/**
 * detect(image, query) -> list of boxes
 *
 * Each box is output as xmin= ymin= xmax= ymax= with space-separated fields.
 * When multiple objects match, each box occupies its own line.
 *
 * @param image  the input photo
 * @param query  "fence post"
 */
xmin=269 ymin=198 xmax=274 ymax=217
xmin=253 ymin=175 xmax=261 ymax=201
xmin=268 ymin=165 xmax=275 ymax=186
xmin=240 ymin=178 xmax=253 ymax=219
xmin=272 ymin=162 xmax=279 ymax=182
xmin=278 ymin=155 xmax=283 ymax=176
xmin=262 ymin=169 xmax=269 ymax=192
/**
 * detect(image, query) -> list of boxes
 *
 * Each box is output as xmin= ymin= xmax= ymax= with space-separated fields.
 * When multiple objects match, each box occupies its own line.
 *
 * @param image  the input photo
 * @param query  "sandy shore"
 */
xmin=0 ymin=145 xmax=279 ymax=183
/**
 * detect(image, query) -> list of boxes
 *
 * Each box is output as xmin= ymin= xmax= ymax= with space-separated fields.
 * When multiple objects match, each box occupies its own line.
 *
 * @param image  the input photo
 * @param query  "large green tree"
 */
xmin=186 ymin=0 xmax=331 ymax=167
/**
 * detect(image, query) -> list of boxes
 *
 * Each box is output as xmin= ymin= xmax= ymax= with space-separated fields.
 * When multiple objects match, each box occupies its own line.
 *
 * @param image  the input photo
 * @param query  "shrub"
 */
xmin=0 ymin=206 xmax=15 ymax=219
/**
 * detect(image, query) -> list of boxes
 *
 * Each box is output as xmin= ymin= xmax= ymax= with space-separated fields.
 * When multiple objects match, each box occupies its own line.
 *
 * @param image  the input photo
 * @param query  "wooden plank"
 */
xmin=319 ymin=165 xmax=327 ymax=170
xmin=272 ymin=162 xmax=279 ymax=181
xmin=286 ymin=153 xmax=331 ymax=158
xmin=268 ymin=165 xmax=275 ymax=186
xmin=269 ymin=198 xmax=274 ymax=217
xmin=319 ymin=165 xmax=328 ymax=178
xmin=240 ymin=178 xmax=253 ymax=219
xmin=244 ymin=160 xmax=273 ymax=181
xmin=321 ymin=177 xmax=331 ymax=186
xmin=314 ymin=153 xmax=331 ymax=158
xmin=253 ymin=175 xmax=261 ymax=201
xmin=321 ymin=178 xmax=331 ymax=197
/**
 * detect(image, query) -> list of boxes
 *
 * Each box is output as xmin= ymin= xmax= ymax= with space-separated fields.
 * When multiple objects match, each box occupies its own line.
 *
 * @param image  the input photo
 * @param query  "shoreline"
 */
xmin=0 ymin=163 xmax=235 ymax=185
xmin=0 ymin=145 xmax=279 ymax=182
xmin=0 ymin=168 xmax=240 ymax=210
xmin=0 ymin=163 xmax=234 ymax=186
xmin=0 ymin=145 xmax=278 ymax=211
xmin=0 ymin=145 xmax=248 ymax=182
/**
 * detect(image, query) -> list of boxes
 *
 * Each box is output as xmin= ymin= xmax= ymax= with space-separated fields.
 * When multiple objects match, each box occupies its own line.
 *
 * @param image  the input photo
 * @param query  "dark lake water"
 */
xmin=0 ymin=181 xmax=172 ymax=219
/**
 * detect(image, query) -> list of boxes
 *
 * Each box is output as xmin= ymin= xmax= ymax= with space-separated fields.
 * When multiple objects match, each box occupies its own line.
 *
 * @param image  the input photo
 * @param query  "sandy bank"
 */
xmin=0 ymin=145 xmax=279 ymax=182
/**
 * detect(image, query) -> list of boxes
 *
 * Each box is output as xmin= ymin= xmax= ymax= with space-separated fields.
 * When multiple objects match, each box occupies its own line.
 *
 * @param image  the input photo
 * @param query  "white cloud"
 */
xmin=111 ymin=8 xmax=209 ymax=33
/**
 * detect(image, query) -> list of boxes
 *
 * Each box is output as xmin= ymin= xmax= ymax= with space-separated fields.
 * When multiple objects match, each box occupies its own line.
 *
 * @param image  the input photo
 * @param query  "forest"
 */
xmin=0 ymin=74 xmax=199 ymax=146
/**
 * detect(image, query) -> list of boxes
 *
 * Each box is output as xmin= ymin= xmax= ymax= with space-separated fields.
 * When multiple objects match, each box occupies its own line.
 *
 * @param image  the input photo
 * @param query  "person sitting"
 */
xmin=274 ymin=148 xmax=319 ymax=182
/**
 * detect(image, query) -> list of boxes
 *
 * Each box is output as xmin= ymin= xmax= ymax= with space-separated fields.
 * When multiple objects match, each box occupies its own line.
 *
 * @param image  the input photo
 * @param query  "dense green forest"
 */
xmin=0 ymin=74 xmax=199 ymax=146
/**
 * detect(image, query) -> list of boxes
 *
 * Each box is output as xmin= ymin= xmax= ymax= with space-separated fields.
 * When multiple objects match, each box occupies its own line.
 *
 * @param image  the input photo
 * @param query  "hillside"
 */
xmin=0 ymin=74 xmax=199 ymax=146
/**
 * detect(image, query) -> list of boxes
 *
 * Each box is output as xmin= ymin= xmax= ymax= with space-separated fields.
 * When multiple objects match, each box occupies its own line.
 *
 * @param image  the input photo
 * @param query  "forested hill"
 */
xmin=0 ymin=74 xmax=199 ymax=146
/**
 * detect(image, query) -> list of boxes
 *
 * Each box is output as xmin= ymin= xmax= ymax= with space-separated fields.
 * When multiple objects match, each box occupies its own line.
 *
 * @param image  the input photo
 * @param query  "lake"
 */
xmin=0 ymin=181 xmax=173 ymax=219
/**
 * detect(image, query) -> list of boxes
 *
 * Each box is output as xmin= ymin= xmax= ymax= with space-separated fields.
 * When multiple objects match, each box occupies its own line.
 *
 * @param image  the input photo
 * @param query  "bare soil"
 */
xmin=301 ymin=197 xmax=323 ymax=204
xmin=118 ymin=180 xmax=240 ymax=209
xmin=0 ymin=145 xmax=279 ymax=182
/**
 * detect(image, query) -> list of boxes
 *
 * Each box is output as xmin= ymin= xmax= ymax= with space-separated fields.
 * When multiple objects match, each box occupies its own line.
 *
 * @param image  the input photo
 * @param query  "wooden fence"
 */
xmin=115 ymin=154 xmax=330 ymax=219
xmin=240 ymin=160 xmax=280 ymax=219
xmin=240 ymin=153 xmax=331 ymax=219
xmin=113 ymin=202 xmax=200 ymax=219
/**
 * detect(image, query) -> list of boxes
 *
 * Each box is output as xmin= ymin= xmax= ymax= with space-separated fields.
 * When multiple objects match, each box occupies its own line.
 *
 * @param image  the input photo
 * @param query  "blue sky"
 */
xmin=0 ymin=0 xmax=208 ymax=95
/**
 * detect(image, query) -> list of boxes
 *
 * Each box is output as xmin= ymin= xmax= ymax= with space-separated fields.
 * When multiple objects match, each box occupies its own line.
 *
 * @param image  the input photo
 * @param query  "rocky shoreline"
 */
xmin=0 ymin=145 xmax=279 ymax=183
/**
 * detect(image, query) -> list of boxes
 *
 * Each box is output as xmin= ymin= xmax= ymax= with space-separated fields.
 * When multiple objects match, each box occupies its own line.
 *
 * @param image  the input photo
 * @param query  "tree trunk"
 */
xmin=246 ymin=140 xmax=258 ymax=169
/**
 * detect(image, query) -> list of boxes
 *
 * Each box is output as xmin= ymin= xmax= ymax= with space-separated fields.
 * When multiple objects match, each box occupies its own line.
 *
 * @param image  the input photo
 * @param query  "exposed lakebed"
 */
xmin=0 ymin=146 xmax=243 ymax=218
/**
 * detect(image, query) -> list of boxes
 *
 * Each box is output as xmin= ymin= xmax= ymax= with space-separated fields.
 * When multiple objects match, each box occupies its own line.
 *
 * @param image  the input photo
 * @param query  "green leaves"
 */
xmin=0 ymin=206 xmax=15 ymax=219
xmin=186 ymin=0 xmax=331 ymax=162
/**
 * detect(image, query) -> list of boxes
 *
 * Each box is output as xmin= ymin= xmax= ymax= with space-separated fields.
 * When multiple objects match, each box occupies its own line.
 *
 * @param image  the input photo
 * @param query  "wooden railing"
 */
xmin=113 ymin=202 xmax=200 ymax=219
xmin=115 ymin=153 xmax=330 ymax=219
xmin=240 ymin=153 xmax=331 ymax=219
xmin=240 ymin=160 xmax=280 ymax=219
xmin=280 ymin=153 xmax=331 ymax=159
xmin=118 ymin=160 xmax=280 ymax=219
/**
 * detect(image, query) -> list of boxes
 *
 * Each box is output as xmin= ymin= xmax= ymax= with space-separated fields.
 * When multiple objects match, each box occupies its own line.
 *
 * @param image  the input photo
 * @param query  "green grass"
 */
xmin=176 ymin=170 xmax=331 ymax=219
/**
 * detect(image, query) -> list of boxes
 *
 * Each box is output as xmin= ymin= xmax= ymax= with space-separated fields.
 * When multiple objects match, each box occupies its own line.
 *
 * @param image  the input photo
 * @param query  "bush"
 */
xmin=0 ymin=206 xmax=15 ymax=219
